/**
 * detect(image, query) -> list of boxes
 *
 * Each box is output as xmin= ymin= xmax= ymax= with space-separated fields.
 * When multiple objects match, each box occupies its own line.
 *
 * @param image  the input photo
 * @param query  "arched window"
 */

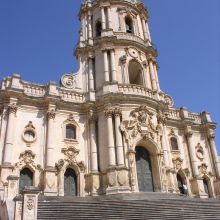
xmin=170 ymin=137 xmax=178 ymax=150
xmin=66 ymin=124 xmax=76 ymax=139
xmin=125 ymin=16 xmax=133 ymax=34
xmin=19 ymin=168 xmax=33 ymax=193
xmin=95 ymin=20 xmax=102 ymax=37
xmin=128 ymin=60 xmax=144 ymax=85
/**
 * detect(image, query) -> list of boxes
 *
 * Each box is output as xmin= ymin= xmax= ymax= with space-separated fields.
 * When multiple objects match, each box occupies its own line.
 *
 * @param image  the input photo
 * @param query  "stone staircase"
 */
xmin=37 ymin=193 xmax=220 ymax=220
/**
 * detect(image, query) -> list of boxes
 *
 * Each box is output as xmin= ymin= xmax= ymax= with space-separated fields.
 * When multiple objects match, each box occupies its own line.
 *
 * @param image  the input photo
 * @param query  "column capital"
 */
xmin=185 ymin=126 xmax=193 ymax=137
xmin=104 ymin=108 xmax=113 ymax=118
xmin=147 ymin=55 xmax=157 ymax=64
xmin=47 ymin=109 xmax=56 ymax=120
xmin=208 ymin=129 xmax=215 ymax=140
xmin=88 ymin=109 xmax=97 ymax=122
xmin=8 ymin=103 xmax=18 ymax=115
xmin=113 ymin=107 xmax=122 ymax=117
xmin=157 ymin=110 xmax=167 ymax=125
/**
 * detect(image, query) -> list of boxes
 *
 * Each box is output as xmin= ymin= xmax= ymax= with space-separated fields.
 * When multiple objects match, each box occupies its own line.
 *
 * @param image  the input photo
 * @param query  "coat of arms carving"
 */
xmin=120 ymin=105 xmax=158 ymax=145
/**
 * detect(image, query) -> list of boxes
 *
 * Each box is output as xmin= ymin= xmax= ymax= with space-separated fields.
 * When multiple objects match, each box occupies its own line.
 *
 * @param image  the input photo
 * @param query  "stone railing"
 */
xmin=115 ymin=33 xmax=150 ymax=47
xmin=188 ymin=112 xmax=202 ymax=124
xmin=23 ymin=84 xmax=46 ymax=97
xmin=118 ymin=84 xmax=154 ymax=98
xmin=58 ymin=88 xmax=86 ymax=103
xmin=166 ymin=109 xmax=181 ymax=120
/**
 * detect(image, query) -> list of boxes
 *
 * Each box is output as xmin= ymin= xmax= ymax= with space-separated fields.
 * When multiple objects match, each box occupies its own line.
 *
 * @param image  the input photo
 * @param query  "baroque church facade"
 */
xmin=0 ymin=0 xmax=220 ymax=205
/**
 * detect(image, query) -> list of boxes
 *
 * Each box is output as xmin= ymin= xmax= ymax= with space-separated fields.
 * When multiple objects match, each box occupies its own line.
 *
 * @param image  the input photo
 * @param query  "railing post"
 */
xmin=22 ymin=187 xmax=41 ymax=220
xmin=14 ymin=195 xmax=23 ymax=220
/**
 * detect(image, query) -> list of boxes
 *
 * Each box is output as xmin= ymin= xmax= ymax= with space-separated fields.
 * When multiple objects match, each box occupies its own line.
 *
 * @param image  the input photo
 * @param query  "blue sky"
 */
xmin=0 ymin=0 xmax=219 ymax=152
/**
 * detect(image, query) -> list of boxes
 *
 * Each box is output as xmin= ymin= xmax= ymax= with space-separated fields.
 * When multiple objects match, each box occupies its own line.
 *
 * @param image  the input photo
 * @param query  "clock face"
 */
xmin=128 ymin=48 xmax=139 ymax=58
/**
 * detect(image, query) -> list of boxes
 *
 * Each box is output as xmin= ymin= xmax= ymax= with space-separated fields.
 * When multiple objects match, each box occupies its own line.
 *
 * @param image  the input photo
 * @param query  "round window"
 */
xmin=23 ymin=129 xmax=36 ymax=143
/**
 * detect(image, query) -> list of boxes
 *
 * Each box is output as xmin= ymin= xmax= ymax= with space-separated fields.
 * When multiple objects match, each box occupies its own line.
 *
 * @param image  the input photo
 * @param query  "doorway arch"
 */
xmin=64 ymin=168 xmax=77 ymax=196
xmin=135 ymin=146 xmax=154 ymax=192
xmin=19 ymin=167 xmax=33 ymax=193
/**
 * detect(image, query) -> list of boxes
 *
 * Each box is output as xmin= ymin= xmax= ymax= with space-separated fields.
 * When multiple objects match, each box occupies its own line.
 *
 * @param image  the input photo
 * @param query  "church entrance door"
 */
xmin=135 ymin=146 xmax=154 ymax=192
xmin=203 ymin=179 xmax=211 ymax=198
xmin=19 ymin=168 xmax=33 ymax=193
xmin=64 ymin=168 xmax=77 ymax=196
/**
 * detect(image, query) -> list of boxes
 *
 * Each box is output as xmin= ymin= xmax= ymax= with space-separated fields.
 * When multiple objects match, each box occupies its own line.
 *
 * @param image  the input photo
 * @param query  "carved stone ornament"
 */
xmin=128 ymin=47 xmax=139 ymax=59
xmin=27 ymin=197 xmax=35 ymax=210
xmin=108 ymin=172 xmax=116 ymax=187
xmin=120 ymin=105 xmax=158 ymax=145
xmin=14 ymin=150 xmax=43 ymax=171
xmin=195 ymin=143 xmax=204 ymax=161
xmin=157 ymin=110 xmax=167 ymax=125
xmin=199 ymin=163 xmax=208 ymax=175
xmin=61 ymin=72 xmax=78 ymax=89
xmin=88 ymin=109 xmax=97 ymax=122
xmin=55 ymin=146 xmax=86 ymax=173
xmin=172 ymin=157 xmax=183 ymax=170
xmin=8 ymin=103 xmax=18 ymax=114
xmin=22 ymin=121 xmax=37 ymax=144
xmin=164 ymin=95 xmax=174 ymax=108
xmin=169 ymin=128 xmax=176 ymax=137
xmin=47 ymin=109 xmax=56 ymax=120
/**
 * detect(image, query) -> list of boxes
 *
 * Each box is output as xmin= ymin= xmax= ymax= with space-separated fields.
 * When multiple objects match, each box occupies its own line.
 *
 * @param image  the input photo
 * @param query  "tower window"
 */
xmin=66 ymin=124 xmax=76 ymax=139
xmin=170 ymin=137 xmax=178 ymax=150
xmin=128 ymin=60 xmax=144 ymax=85
xmin=95 ymin=20 xmax=102 ymax=37
xmin=125 ymin=16 xmax=133 ymax=34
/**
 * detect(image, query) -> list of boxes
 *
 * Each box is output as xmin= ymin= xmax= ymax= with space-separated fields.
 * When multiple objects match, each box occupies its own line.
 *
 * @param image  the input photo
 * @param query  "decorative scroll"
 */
xmin=61 ymin=73 xmax=78 ymax=89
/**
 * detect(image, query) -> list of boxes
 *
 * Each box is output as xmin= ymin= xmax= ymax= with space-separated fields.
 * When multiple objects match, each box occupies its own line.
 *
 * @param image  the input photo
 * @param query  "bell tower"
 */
xmin=72 ymin=0 xmax=160 ymax=99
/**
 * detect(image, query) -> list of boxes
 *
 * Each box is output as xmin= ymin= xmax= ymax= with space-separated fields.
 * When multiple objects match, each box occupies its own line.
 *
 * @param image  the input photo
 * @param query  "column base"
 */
xmin=44 ymin=168 xmax=57 ymax=196
xmin=0 ymin=164 xmax=14 ymax=185
xmin=106 ymin=167 xmax=131 ymax=195
xmin=214 ymin=178 xmax=220 ymax=197
xmin=85 ymin=172 xmax=100 ymax=196
xmin=190 ymin=177 xmax=209 ymax=198
xmin=88 ymin=91 xmax=96 ymax=101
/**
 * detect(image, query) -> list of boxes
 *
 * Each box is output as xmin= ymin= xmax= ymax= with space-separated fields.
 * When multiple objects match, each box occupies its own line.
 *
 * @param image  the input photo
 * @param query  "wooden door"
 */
xmin=64 ymin=168 xmax=77 ymax=196
xmin=19 ymin=168 xmax=33 ymax=193
xmin=135 ymin=147 xmax=154 ymax=192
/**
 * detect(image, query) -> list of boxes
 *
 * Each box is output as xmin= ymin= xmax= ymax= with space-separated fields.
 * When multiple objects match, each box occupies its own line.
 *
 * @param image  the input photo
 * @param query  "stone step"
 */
xmin=37 ymin=193 xmax=220 ymax=220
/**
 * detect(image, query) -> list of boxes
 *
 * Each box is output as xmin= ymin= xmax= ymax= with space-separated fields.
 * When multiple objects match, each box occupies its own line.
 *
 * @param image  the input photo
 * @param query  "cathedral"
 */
xmin=0 ymin=0 xmax=220 ymax=219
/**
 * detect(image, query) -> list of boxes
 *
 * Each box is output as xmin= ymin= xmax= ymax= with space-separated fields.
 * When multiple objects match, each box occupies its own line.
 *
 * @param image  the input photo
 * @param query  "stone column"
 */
xmin=142 ymin=19 xmax=148 ymax=40
xmin=3 ymin=103 xmax=18 ymax=165
xmin=46 ymin=109 xmax=56 ymax=168
xmin=161 ymin=130 xmax=169 ymax=168
xmin=146 ymin=22 xmax=152 ymax=42
xmin=149 ymin=59 xmax=157 ymax=91
xmin=153 ymin=62 xmax=160 ymax=91
xmin=88 ymin=57 xmax=94 ymax=91
xmin=101 ymin=7 xmax=106 ymax=30
xmin=87 ymin=11 xmax=93 ymax=45
xmin=208 ymin=130 xmax=220 ymax=178
xmin=105 ymin=109 xmax=116 ymax=167
xmin=185 ymin=127 xmax=199 ymax=177
xmin=146 ymin=65 xmax=152 ymax=90
xmin=114 ymin=108 xmax=124 ymax=166
xmin=103 ymin=50 xmax=110 ymax=82
xmin=89 ymin=113 xmax=98 ymax=172
xmin=110 ymin=49 xmax=117 ymax=82
xmin=107 ymin=7 xmax=112 ymax=29
xmin=118 ymin=11 xmax=123 ymax=31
